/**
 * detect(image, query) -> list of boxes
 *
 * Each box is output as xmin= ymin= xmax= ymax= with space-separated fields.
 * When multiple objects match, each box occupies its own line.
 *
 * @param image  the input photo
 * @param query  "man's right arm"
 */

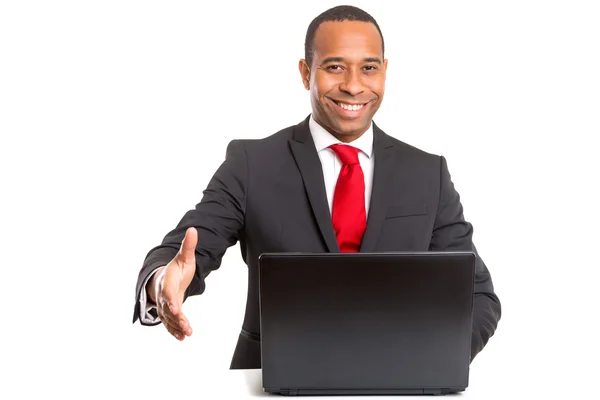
xmin=132 ymin=139 xmax=248 ymax=326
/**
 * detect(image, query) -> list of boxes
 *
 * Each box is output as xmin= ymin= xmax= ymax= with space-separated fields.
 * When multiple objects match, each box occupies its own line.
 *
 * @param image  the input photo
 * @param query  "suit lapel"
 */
xmin=288 ymin=117 xmax=340 ymax=253
xmin=360 ymin=123 xmax=396 ymax=252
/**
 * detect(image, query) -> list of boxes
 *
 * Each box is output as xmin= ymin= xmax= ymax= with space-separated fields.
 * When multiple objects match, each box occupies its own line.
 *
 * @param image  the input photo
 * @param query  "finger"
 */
xmin=163 ymin=319 xmax=185 ymax=341
xmin=175 ymin=313 xmax=192 ymax=336
xmin=178 ymin=227 xmax=198 ymax=265
xmin=159 ymin=273 xmax=193 ymax=335
xmin=158 ymin=306 xmax=186 ymax=339
xmin=159 ymin=304 xmax=192 ymax=336
xmin=158 ymin=306 xmax=180 ymax=328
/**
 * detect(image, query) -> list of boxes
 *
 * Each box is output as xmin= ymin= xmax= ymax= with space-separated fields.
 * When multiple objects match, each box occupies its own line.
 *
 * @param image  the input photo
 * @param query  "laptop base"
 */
xmin=265 ymin=387 xmax=465 ymax=396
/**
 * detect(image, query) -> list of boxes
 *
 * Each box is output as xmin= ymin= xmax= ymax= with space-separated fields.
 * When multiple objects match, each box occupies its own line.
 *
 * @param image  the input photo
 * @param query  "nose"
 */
xmin=339 ymin=68 xmax=364 ymax=96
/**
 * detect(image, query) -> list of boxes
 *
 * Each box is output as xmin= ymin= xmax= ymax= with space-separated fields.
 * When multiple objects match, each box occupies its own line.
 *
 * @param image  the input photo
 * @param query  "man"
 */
xmin=132 ymin=5 xmax=501 ymax=370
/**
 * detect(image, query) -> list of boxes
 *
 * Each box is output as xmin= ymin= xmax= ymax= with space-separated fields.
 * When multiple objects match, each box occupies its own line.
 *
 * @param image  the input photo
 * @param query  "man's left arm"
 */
xmin=429 ymin=156 xmax=501 ymax=362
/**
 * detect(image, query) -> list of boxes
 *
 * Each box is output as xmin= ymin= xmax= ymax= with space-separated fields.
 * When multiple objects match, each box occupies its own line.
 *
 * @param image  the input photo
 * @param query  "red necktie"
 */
xmin=329 ymin=144 xmax=366 ymax=252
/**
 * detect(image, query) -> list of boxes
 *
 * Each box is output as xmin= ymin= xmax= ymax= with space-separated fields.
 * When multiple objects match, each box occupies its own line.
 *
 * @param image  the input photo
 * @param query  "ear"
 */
xmin=298 ymin=59 xmax=310 ymax=90
xmin=382 ymin=58 xmax=388 ymax=81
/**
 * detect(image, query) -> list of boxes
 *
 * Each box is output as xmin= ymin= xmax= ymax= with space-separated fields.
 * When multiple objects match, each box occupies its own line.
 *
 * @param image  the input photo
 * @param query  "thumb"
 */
xmin=178 ymin=227 xmax=198 ymax=265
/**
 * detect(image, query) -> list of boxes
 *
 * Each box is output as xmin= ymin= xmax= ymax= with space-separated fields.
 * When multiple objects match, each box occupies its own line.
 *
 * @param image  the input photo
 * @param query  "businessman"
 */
xmin=133 ymin=5 xmax=501 ymax=369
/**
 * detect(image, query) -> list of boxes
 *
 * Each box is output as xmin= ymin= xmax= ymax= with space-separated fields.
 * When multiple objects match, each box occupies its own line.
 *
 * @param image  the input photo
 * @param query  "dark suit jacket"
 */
xmin=133 ymin=116 xmax=501 ymax=369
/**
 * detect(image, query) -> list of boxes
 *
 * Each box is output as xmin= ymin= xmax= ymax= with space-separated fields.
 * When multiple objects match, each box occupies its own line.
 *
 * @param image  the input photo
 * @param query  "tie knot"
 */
xmin=329 ymin=144 xmax=361 ymax=165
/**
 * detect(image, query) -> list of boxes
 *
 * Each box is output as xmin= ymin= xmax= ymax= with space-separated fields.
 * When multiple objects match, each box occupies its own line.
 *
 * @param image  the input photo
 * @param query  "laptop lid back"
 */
xmin=258 ymin=252 xmax=475 ymax=394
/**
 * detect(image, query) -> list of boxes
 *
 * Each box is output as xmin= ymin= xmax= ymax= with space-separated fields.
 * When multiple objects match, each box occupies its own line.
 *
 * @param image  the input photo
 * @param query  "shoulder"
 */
xmin=232 ymin=121 xmax=298 ymax=153
xmin=221 ymin=119 xmax=305 ymax=175
xmin=375 ymin=123 xmax=440 ymax=162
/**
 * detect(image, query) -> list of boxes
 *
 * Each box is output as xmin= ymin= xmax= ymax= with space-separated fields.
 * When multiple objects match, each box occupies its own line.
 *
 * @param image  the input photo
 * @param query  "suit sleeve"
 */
xmin=132 ymin=140 xmax=248 ymax=325
xmin=429 ymin=156 xmax=501 ymax=361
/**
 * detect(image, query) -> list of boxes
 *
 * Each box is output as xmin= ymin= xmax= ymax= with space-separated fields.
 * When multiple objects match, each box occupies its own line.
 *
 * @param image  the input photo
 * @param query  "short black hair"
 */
xmin=304 ymin=5 xmax=385 ymax=69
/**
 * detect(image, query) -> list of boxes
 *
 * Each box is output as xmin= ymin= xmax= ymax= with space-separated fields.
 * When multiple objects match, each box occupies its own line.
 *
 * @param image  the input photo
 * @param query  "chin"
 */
xmin=335 ymin=121 xmax=369 ymax=136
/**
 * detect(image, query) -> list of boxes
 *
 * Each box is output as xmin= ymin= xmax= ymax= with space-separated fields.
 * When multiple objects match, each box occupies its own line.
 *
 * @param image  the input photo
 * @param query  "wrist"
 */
xmin=146 ymin=265 xmax=166 ymax=304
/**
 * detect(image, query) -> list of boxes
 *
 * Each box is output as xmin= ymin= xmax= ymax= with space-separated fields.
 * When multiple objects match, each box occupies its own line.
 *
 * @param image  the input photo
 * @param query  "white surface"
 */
xmin=1 ymin=1 xmax=599 ymax=399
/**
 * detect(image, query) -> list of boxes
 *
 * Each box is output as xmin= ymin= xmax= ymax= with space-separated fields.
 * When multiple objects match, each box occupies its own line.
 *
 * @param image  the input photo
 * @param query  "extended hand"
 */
xmin=152 ymin=227 xmax=197 ymax=340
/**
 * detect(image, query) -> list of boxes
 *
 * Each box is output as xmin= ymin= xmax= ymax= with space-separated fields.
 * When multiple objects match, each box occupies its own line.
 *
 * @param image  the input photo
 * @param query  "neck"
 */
xmin=313 ymin=116 xmax=371 ymax=143
xmin=330 ymin=131 xmax=364 ymax=143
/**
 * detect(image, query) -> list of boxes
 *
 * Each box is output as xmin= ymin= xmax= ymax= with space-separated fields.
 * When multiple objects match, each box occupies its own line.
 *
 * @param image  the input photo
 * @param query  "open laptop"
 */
xmin=258 ymin=252 xmax=475 ymax=396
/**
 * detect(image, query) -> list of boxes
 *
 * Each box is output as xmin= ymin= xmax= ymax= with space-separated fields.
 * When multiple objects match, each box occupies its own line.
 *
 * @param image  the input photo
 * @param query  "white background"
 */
xmin=1 ymin=1 xmax=598 ymax=398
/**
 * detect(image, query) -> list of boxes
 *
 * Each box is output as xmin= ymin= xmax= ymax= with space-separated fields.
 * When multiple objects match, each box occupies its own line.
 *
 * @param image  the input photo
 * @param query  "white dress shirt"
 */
xmin=139 ymin=116 xmax=375 ymax=324
xmin=308 ymin=115 xmax=374 ymax=216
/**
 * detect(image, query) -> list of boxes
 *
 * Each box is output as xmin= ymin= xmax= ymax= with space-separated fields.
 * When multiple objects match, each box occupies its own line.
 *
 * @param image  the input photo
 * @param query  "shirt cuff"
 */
xmin=139 ymin=268 xmax=163 ymax=325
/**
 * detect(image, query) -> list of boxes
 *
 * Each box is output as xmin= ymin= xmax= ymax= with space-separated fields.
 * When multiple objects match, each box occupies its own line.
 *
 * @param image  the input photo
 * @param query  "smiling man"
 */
xmin=299 ymin=16 xmax=387 ymax=142
xmin=300 ymin=18 xmax=387 ymax=142
xmin=133 ymin=5 xmax=501 ymax=369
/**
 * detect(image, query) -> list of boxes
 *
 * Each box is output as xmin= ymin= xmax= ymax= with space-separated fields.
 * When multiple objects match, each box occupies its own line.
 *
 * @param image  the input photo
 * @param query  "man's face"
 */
xmin=299 ymin=20 xmax=387 ymax=141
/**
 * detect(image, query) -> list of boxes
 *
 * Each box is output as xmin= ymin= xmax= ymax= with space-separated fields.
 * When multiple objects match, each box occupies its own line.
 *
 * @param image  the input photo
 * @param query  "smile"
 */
xmin=331 ymin=99 xmax=368 ymax=113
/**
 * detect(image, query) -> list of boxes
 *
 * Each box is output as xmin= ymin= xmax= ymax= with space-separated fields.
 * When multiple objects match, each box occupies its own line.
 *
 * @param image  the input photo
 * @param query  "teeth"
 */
xmin=337 ymin=102 xmax=364 ymax=111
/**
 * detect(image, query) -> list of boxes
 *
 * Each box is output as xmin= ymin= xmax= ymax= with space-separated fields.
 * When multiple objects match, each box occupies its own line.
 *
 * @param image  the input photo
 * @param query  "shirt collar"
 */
xmin=309 ymin=115 xmax=374 ymax=158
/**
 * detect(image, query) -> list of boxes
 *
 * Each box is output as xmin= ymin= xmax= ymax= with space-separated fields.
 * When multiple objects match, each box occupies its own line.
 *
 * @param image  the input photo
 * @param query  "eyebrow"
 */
xmin=321 ymin=57 xmax=383 ymax=65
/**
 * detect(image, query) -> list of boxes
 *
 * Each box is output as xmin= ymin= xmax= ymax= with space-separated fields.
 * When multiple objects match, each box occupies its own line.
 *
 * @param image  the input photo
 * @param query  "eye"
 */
xmin=326 ymin=65 xmax=344 ymax=71
xmin=363 ymin=65 xmax=378 ymax=71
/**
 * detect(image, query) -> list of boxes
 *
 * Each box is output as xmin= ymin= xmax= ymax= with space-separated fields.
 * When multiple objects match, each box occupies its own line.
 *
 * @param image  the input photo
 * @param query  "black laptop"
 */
xmin=258 ymin=252 xmax=475 ymax=396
